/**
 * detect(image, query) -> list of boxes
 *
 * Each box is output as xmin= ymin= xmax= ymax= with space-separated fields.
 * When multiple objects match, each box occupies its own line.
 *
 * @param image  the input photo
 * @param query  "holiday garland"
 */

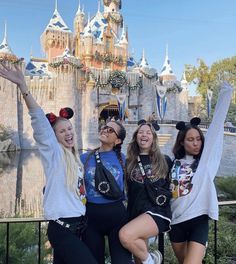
xmin=49 ymin=57 xmax=84 ymax=69
xmin=0 ymin=55 xmax=24 ymax=64
xmin=94 ymin=51 xmax=124 ymax=66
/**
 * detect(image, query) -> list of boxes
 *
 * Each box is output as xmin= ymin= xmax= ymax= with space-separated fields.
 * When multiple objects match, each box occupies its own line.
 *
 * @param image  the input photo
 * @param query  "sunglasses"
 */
xmin=100 ymin=125 xmax=119 ymax=138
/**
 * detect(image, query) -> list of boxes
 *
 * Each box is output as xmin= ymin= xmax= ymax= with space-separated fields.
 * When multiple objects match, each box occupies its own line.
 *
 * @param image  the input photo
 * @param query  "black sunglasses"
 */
xmin=100 ymin=125 xmax=119 ymax=138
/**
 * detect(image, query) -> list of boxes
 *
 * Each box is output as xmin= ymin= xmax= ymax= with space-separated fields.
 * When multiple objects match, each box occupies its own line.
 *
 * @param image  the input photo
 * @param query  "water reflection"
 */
xmin=0 ymin=150 xmax=45 ymax=218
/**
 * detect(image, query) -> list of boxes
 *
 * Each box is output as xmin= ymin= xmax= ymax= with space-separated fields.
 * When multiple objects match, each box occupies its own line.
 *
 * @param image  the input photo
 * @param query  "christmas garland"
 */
xmin=85 ymin=68 xmax=142 ymax=90
xmin=49 ymin=58 xmax=83 ymax=69
xmin=0 ymin=55 xmax=24 ymax=64
xmin=94 ymin=51 xmax=124 ymax=66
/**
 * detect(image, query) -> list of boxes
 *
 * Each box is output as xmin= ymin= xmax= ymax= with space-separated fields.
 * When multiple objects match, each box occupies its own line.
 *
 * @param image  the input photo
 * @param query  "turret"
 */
xmin=83 ymin=13 xmax=93 ymax=66
xmin=40 ymin=0 xmax=72 ymax=63
xmin=74 ymin=1 xmax=85 ymax=34
xmin=103 ymin=0 xmax=123 ymax=36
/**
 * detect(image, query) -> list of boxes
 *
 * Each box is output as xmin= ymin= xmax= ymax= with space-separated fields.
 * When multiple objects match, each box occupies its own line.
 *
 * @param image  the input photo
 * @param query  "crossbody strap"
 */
xmin=137 ymin=155 xmax=147 ymax=177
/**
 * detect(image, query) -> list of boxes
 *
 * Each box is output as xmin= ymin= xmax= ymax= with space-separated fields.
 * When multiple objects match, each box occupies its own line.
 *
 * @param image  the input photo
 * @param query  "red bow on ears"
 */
xmin=46 ymin=107 xmax=74 ymax=126
xmin=46 ymin=112 xmax=57 ymax=125
xmin=59 ymin=108 xmax=69 ymax=118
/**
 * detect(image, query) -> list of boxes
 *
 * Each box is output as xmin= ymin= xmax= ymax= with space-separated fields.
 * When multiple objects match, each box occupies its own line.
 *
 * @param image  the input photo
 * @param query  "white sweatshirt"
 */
xmin=29 ymin=108 xmax=85 ymax=220
xmin=170 ymin=82 xmax=233 ymax=225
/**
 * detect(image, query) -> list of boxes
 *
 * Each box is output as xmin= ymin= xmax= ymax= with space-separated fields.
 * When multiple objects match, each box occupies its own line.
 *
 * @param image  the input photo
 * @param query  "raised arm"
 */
xmin=0 ymin=62 xmax=39 ymax=110
xmin=199 ymin=81 xmax=233 ymax=179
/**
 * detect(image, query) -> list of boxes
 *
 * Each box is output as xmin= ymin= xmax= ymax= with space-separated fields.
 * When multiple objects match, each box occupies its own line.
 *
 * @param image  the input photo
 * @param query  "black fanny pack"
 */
xmin=144 ymin=178 xmax=172 ymax=206
xmin=94 ymin=150 xmax=123 ymax=200
xmin=54 ymin=215 xmax=88 ymax=237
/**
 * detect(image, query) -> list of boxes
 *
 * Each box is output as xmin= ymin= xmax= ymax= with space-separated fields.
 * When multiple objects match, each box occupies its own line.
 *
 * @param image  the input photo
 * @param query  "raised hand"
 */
xmin=0 ymin=62 xmax=26 ymax=88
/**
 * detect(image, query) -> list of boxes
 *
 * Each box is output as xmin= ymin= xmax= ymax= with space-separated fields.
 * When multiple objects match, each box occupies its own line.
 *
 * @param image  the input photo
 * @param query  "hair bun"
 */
xmin=59 ymin=107 xmax=74 ymax=119
xmin=176 ymin=121 xmax=186 ymax=130
xmin=190 ymin=117 xmax=201 ymax=126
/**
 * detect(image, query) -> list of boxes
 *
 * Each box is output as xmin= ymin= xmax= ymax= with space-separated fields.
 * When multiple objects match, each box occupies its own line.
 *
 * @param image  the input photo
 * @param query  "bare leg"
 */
xmin=184 ymin=241 xmax=206 ymax=264
xmin=171 ymin=241 xmax=206 ymax=264
xmin=171 ymin=242 xmax=187 ymax=264
xmin=119 ymin=213 xmax=158 ymax=261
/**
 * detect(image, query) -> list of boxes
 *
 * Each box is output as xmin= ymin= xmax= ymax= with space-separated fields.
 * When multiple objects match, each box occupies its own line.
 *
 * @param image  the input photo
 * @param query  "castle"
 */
xmin=0 ymin=0 xmax=189 ymax=150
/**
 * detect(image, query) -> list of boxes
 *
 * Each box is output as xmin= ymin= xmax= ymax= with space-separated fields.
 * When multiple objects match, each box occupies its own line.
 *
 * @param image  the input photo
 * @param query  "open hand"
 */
xmin=0 ymin=62 xmax=25 ymax=87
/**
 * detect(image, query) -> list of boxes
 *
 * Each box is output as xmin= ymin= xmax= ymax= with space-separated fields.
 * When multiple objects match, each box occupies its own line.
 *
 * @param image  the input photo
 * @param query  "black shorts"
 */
xmin=169 ymin=214 xmax=209 ymax=246
xmin=146 ymin=212 xmax=171 ymax=233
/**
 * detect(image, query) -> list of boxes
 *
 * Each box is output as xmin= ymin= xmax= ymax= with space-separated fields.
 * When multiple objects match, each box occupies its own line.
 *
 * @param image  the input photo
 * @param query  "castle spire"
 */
xmin=139 ymin=49 xmax=149 ymax=67
xmin=55 ymin=0 xmax=58 ymax=11
xmin=97 ymin=0 xmax=101 ymax=13
xmin=76 ymin=0 xmax=82 ymax=14
xmin=160 ymin=44 xmax=174 ymax=76
xmin=0 ymin=22 xmax=13 ymax=55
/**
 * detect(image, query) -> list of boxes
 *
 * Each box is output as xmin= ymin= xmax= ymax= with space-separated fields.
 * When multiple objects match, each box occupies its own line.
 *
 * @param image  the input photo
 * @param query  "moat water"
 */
xmin=0 ymin=150 xmax=45 ymax=218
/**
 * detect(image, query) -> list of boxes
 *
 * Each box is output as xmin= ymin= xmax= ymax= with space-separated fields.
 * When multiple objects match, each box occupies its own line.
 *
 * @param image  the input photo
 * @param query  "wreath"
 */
xmin=108 ymin=70 xmax=127 ymax=88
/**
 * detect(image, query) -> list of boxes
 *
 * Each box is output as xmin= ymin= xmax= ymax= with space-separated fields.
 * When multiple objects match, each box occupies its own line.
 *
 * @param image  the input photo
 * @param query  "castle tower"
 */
xmin=83 ymin=13 xmax=94 ymax=67
xmin=40 ymin=0 xmax=72 ymax=63
xmin=74 ymin=1 xmax=85 ymax=58
xmin=103 ymin=0 xmax=123 ymax=36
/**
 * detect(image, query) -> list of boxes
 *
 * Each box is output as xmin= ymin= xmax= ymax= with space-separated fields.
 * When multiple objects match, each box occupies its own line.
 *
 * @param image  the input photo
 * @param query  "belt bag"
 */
xmin=94 ymin=150 xmax=123 ymax=200
xmin=144 ymin=178 xmax=172 ymax=207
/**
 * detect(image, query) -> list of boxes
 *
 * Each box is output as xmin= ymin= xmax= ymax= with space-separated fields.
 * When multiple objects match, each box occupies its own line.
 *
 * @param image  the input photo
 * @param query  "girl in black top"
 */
xmin=119 ymin=121 xmax=172 ymax=264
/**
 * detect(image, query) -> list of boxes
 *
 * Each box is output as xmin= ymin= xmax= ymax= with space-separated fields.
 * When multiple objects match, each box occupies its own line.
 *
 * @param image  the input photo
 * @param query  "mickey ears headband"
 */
xmin=176 ymin=117 xmax=201 ymax=131
xmin=137 ymin=119 xmax=160 ymax=131
xmin=46 ymin=107 xmax=74 ymax=126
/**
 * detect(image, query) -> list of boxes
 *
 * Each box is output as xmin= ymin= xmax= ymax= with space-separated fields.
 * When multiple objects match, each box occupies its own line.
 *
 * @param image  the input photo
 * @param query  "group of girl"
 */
xmin=0 ymin=61 xmax=232 ymax=264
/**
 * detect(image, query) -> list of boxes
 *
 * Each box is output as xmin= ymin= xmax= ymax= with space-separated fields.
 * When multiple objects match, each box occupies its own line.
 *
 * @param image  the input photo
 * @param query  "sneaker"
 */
xmin=150 ymin=250 xmax=163 ymax=264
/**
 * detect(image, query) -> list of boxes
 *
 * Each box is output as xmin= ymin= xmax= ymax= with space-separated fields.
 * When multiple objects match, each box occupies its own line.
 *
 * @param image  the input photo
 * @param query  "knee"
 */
xmin=119 ymin=227 xmax=134 ymax=249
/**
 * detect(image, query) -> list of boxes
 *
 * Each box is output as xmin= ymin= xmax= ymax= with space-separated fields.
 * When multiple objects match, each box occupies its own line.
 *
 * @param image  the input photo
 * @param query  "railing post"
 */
xmin=38 ymin=221 xmax=41 ymax=264
xmin=6 ymin=222 xmax=9 ymax=264
xmin=214 ymin=220 xmax=217 ymax=264
xmin=158 ymin=233 xmax=164 ymax=264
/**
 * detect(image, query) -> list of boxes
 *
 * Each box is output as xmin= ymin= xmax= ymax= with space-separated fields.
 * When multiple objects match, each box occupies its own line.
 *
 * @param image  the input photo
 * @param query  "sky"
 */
xmin=0 ymin=0 xmax=236 ymax=95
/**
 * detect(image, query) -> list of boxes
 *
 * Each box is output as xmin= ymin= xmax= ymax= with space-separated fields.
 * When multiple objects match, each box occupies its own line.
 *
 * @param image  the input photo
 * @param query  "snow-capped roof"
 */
xmin=45 ymin=2 xmax=71 ymax=33
xmin=25 ymin=60 xmax=50 ymax=76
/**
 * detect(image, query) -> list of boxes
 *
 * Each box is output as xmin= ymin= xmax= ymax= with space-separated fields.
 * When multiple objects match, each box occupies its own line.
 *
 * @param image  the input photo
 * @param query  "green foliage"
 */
xmin=0 ymin=124 xmax=11 ymax=141
xmin=216 ymin=176 xmax=236 ymax=200
xmin=0 ymin=222 xmax=52 ymax=264
xmin=185 ymin=56 xmax=236 ymax=123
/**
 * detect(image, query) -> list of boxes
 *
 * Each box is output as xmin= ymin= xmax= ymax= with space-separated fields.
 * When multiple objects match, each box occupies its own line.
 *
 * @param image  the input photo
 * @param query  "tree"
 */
xmin=185 ymin=56 xmax=236 ymax=124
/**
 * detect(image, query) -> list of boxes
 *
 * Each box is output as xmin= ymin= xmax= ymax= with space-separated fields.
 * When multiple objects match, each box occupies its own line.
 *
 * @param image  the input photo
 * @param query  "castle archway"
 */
xmin=99 ymin=104 xmax=119 ymax=122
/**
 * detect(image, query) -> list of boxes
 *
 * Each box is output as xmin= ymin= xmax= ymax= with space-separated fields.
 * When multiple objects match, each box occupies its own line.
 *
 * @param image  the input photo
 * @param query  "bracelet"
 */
xmin=22 ymin=91 xmax=30 ymax=98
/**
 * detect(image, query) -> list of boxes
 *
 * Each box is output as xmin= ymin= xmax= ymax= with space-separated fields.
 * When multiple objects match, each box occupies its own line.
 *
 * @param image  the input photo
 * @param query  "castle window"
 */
xmin=49 ymin=91 xmax=54 ymax=100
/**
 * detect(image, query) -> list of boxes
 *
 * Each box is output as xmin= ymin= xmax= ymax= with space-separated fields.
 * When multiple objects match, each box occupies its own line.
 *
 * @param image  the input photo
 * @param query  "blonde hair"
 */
xmin=61 ymin=144 xmax=84 ymax=196
xmin=126 ymin=123 xmax=168 ymax=180
xmin=52 ymin=118 xmax=84 ymax=196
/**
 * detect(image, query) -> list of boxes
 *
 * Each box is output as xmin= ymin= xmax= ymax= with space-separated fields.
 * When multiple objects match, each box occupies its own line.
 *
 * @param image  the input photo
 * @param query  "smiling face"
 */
xmin=99 ymin=121 xmax=121 ymax=149
xmin=54 ymin=119 xmax=74 ymax=150
xmin=136 ymin=124 xmax=154 ymax=153
xmin=183 ymin=128 xmax=202 ymax=156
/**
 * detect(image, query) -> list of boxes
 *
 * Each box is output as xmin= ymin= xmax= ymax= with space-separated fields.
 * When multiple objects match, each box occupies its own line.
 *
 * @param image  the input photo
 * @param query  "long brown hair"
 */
xmin=126 ymin=123 xmax=168 ymax=180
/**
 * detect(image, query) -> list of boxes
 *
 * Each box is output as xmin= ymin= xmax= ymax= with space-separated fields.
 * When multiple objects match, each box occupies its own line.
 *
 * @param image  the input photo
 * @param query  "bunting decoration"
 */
xmin=207 ymin=89 xmax=213 ymax=118
xmin=116 ymin=94 xmax=126 ymax=121
xmin=155 ymin=83 xmax=167 ymax=120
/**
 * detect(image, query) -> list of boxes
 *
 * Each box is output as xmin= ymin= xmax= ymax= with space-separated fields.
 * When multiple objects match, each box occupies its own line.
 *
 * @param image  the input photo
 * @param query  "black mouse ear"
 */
xmin=176 ymin=121 xmax=186 ymax=131
xmin=59 ymin=107 xmax=74 ymax=119
xmin=151 ymin=122 xmax=160 ymax=131
xmin=137 ymin=119 xmax=146 ymax=126
xmin=190 ymin=117 xmax=201 ymax=126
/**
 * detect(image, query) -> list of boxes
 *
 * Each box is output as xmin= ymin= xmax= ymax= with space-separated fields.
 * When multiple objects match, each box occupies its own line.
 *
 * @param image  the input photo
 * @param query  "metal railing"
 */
xmin=0 ymin=200 xmax=236 ymax=264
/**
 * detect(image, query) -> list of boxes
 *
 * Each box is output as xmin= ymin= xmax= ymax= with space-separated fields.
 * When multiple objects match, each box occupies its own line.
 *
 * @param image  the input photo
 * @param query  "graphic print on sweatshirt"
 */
xmin=170 ymin=159 xmax=197 ymax=198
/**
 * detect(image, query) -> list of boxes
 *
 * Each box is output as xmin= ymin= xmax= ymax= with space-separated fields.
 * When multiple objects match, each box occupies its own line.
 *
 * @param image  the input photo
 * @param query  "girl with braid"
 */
xmin=0 ymin=62 xmax=97 ymax=264
xmin=80 ymin=122 xmax=132 ymax=264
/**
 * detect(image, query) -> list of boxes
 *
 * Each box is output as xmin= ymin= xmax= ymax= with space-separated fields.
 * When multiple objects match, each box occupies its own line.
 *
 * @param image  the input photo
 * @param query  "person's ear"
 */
xmin=115 ymin=138 xmax=122 ymax=146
